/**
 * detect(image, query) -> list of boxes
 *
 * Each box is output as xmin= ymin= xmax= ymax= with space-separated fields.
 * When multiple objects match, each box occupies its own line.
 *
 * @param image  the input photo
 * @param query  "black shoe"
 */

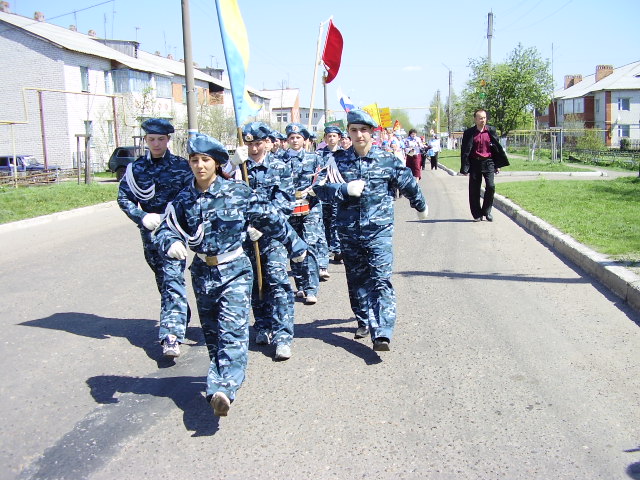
xmin=473 ymin=217 xmax=482 ymax=222
xmin=332 ymin=253 xmax=343 ymax=263
xmin=354 ymin=325 xmax=369 ymax=339
xmin=485 ymin=213 xmax=493 ymax=222
xmin=373 ymin=337 xmax=390 ymax=351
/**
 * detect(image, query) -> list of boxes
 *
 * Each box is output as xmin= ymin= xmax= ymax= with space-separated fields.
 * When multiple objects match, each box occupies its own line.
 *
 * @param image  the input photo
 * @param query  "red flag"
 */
xmin=322 ymin=20 xmax=343 ymax=84
xmin=393 ymin=120 xmax=401 ymax=131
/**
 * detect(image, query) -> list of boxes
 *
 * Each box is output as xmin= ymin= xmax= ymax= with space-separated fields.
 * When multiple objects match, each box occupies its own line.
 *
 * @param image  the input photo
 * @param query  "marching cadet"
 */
xmin=154 ymin=133 xmax=307 ymax=416
xmin=317 ymin=125 xmax=344 ymax=265
xmin=283 ymin=123 xmax=325 ymax=305
xmin=117 ymin=118 xmax=192 ymax=358
xmin=313 ymin=110 xmax=428 ymax=352
xmin=240 ymin=122 xmax=297 ymax=360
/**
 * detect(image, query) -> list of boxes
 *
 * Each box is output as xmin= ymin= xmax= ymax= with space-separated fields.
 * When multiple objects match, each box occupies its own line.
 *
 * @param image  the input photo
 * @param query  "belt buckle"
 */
xmin=205 ymin=255 xmax=219 ymax=266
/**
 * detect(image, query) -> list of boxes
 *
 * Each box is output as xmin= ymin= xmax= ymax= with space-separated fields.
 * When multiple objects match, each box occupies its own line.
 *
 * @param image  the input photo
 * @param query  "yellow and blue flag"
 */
xmin=214 ymin=0 xmax=261 ymax=127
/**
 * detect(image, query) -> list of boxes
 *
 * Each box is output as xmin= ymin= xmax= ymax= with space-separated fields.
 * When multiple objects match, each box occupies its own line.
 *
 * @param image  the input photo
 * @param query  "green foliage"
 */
xmin=620 ymin=138 xmax=631 ymax=151
xmin=461 ymin=44 xmax=554 ymax=136
xmin=0 ymin=182 xmax=119 ymax=224
xmin=576 ymin=128 xmax=606 ymax=151
xmin=390 ymin=109 xmax=413 ymax=132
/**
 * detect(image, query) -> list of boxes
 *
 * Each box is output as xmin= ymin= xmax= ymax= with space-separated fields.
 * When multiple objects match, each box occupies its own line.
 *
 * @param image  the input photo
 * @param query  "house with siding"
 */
xmin=536 ymin=61 xmax=640 ymax=147
xmin=0 ymin=5 xmax=269 ymax=170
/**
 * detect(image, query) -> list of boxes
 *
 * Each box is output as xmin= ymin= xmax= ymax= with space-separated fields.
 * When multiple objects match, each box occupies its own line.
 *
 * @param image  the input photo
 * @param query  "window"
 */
xmin=155 ymin=76 xmax=172 ymax=98
xmin=276 ymin=113 xmax=288 ymax=123
xmin=618 ymin=98 xmax=630 ymax=111
xmin=595 ymin=99 xmax=600 ymax=113
xmin=106 ymin=120 xmax=114 ymax=144
xmin=111 ymin=69 xmax=151 ymax=93
xmin=313 ymin=112 xmax=318 ymax=118
xmin=618 ymin=124 xmax=630 ymax=137
xmin=80 ymin=66 xmax=89 ymax=92
xmin=558 ymin=102 xmax=563 ymax=116
xmin=84 ymin=120 xmax=93 ymax=136
xmin=104 ymin=71 xmax=112 ymax=94
xmin=563 ymin=99 xmax=573 ymax=115
xmin=573 ymin=98 xmax=584 ymax=114
xmin=182 ymin=85 xmax=187 ymax=104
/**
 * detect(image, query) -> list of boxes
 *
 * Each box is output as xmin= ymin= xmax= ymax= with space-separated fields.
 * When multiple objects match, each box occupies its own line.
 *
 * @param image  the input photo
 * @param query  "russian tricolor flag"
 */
xmin=337 ymin=87 xmax=355 ymax=113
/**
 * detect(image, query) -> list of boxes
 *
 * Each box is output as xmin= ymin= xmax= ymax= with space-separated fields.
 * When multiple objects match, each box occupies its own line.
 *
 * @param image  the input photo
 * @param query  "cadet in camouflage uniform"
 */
xmin=283 ymin=123 xmax=325 ymax=305
xmin=117 ymin=118 xmax=192 ymax=358
xmin=240 ymin=122 xmax=297 ymax=360
xmin=154 ymin=134 xmax=307 ymax=416
xmin=314 ymin=110 xmax=428 ymax=352
xmin=317 ymin=125 xmax=344 ymax=266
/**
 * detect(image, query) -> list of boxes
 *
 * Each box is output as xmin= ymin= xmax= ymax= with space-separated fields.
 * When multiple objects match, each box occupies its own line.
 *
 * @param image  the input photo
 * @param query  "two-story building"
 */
xmin=0 ymin=5 xmax=269 ymax=169
xmin=536 ymin=61 xmax=640 ymax=147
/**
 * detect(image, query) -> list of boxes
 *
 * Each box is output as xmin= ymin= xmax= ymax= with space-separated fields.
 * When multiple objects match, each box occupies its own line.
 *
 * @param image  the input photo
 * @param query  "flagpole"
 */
xmin=308 ymin=17 xmax=331 ymax=131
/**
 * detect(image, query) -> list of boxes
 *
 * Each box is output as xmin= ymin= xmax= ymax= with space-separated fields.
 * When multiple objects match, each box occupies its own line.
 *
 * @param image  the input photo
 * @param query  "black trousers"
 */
xmin=468 ymin=157 xmax=495 ymax=219
xmin=429 ymin=153 xmax=439 ymax=169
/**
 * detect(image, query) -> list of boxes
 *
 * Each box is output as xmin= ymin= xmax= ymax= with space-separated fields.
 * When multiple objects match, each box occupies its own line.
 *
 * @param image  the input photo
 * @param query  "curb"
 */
xmin=438 ymin=163 xmax=640 ymax=312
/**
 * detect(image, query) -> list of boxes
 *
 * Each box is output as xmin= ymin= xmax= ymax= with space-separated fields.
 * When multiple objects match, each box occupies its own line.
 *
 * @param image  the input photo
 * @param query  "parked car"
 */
xmin=0 ymin=154 xmax=60 ymax=176
xmin=107 ymin=146 xmax=146 ymax=181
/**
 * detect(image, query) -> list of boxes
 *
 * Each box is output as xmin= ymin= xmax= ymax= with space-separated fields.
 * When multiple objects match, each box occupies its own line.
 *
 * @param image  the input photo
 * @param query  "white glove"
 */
xmin=346 ymin=179 xmax=365 ymax=197
xmin=142 ymin=213 xmax=162 ymax=231
xmin=247 ymin=226 xmax=263 ymax=241
xmin=417 ymin=206 xmax=429 ymax=220
xmin=167 ymin=241 xmax=187 ymax=260
xmin=230 ymin=145 xmax=249 ymax=167
xmin=291 ymin=251 xmax=307 ymax=263
xmin=306 ymin=187 xmax=316 ymax=197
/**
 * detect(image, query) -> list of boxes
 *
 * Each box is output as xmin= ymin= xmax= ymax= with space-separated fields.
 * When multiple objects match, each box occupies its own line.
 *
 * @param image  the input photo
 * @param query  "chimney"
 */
xmin=0 ymin=2 xmax=10 ymax=13
xmin=34 ymin=11 xmax=45 ymax=21
xmin=564 ymin=74 xmax=584 ymax=89
xmin=88 ymin=29 xmax=97 ymax=37
xmin=595 ymin=64 xmax=614 ymax=82
xmin=154 ymin=51 xmax=161 ymax=56
xmin=167 ymin=53 xmax=173 ymax=60
xmin=69 ymin=25 xmax=77 ymax=32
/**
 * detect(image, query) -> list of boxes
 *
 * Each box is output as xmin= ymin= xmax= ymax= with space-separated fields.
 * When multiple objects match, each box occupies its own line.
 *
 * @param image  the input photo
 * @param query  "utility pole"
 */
xmin=487 ymin=11 xmax=493 ymax=70
xmin=436 ymin=89 xmax=441 ymax=134
xmin=181 ymin=0 xmax=198 ymax=137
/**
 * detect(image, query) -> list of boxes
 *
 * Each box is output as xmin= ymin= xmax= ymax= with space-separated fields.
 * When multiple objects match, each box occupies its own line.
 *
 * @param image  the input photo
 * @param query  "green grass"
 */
xmin=498 ymin=177 xmax=640 ymax=263
xmin=437 ymin=150 xmax=592 ymax=172
xmin=0 ymin=182 xmax=119 ymax=224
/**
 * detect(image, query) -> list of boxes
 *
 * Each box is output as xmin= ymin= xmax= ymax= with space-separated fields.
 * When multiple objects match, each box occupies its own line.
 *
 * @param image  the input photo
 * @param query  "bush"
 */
xmin=620 ymin=138 xmax=630 ymax=151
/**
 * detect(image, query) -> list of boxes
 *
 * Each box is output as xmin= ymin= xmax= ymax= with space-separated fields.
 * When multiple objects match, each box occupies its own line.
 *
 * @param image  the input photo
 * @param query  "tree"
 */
xmin=390 ymin=109 xmax=413 ymax=132
xmin=461 ymin=44 xmax=553 ymax=136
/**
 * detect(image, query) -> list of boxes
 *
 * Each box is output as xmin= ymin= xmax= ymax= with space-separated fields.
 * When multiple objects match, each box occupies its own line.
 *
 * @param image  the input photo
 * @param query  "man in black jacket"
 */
xmin=460 ymin=109 xmax=509 ymax=221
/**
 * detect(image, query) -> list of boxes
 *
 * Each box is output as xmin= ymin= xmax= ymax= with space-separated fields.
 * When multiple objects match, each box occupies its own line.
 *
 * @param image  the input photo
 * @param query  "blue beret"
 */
xmin=346 ymin=109 xmax=378 ymax=128
xmin=187 ymin=133 xmax=229 ymax=163
xmin=309 ymin=132 xmax=317 ymax=140
xmin=285 ymin=123 xmax=310 ymax=140
xmin=242 ymin=122 xmax=271 ymax=142
xmin=267 ymin=129 xmax=278 ymax=141
xmin=340 ymin=130 xmax=348 ymax=138
xmin=324 ymin=126 xmax=342 ymax=135
xmin=141 ymin=118 xmax=174 ymax=135
xmin=277 ymin=131 xmax=287 ymax=140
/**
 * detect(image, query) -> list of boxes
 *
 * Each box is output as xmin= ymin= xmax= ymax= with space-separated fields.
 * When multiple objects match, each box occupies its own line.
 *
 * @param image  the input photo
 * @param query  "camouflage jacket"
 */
xmin=245 ymin=153 xmax=294 ymax=217
xmin=117 ymin=149 xmax=193 ymax=229
xmin=154 ymin=176 xmax=307 ymax=259
xmin=313 ymin=145 xmax=427 ymax=236
xmin=282 ymin=148 xmax=324 ymax=210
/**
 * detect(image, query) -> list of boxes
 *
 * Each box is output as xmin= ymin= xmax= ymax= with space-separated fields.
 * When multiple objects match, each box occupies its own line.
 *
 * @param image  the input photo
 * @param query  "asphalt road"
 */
xmin=1 ymin=169 xmax=640 ymax=480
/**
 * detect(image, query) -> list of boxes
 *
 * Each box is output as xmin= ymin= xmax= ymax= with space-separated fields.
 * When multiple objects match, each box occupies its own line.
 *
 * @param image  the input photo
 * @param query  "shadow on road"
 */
xmin=18 ymin=312 xmax=204 ymax=368
xmin=293 ymin=317 xmax=383 ymax=365
xmin=398 ymin=269 xmax=590 ymax=284
xmin=86 ymin=374 xmax=219 ymax=437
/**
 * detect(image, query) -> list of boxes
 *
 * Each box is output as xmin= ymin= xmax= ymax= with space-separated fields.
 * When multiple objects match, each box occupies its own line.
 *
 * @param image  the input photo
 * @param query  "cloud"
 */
xmin=402 ymin=66 xmax=423 ymax=72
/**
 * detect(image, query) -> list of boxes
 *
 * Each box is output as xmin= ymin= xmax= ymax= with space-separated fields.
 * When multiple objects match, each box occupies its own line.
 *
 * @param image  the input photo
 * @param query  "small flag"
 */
xmin=322 ymin=20 xmax=343 ymax=84
xmin=393 ymin=119 xmax=401 ymax=131
xmin=337 ymin=87 xmax=355 ymax=113
xmin=215 ymin=0 xmax=262 ymax=127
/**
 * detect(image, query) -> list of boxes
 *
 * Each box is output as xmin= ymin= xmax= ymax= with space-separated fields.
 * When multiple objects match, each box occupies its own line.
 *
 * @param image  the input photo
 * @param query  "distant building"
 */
xmin=536 ymin=61 xmax=640 ymax=147
xmin=0 ymin=5 xmax=269 ymax=169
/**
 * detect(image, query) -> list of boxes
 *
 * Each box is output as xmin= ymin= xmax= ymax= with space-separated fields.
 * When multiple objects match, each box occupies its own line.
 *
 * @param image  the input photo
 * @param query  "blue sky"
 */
xmin=9 ymin=0 xmax=640 ymax=125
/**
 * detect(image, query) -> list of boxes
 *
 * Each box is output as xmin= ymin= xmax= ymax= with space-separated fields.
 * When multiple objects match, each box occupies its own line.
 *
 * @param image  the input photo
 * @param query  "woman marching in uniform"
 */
xmin=154 ymin=134 xmax=307 ymax=416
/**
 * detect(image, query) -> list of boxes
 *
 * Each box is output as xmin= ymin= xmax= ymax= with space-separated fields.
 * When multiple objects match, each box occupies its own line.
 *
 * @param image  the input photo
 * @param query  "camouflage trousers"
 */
xmin=190 ymin=254 xmax=253 ymax=401
xmin=140 ymin=230 xmax=189 ymax=343
xmin=339 ymin=232 xmax=396 ymax=341
xmin=247 ymin=238 xmax=295 ymax=346
xmin=289 ymin=208 xmax=322 ymax=296
xmin=322 ymin=202 xmax=341 ymax=255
